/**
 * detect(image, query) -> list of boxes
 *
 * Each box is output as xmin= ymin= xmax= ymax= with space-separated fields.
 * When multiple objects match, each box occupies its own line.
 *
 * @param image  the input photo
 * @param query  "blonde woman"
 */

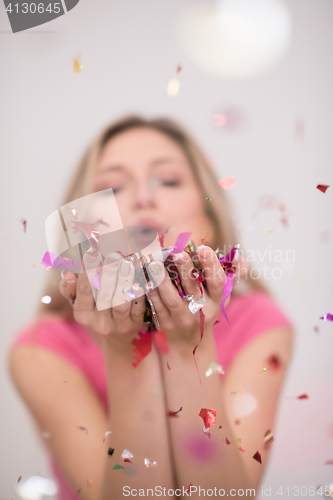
xmin=9 ymin=116 xmax=293 ymax=500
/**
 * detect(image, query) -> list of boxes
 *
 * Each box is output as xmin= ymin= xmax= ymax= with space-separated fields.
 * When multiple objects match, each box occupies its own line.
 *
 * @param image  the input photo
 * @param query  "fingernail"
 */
xmin=150 ymin=261 xmax=162 ymax=275
xmin=61 ymin=271 xmax=76 ymax=284
xmin=120 ymin=260 xmax=131 ymax=277
xmin=106 ymin=253 xmax=122 ymax=264
xmin=173 ymin=253 xmax=186 ymax=264
xmin=132 ymin=283 xmax=141 ymax=293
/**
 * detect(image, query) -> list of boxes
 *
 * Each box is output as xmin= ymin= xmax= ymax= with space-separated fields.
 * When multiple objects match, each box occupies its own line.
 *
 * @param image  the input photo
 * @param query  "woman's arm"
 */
xmin=159 ymin=326 xmax=253 ymax=497
xmin=100 ymin=337 xmax=175 ymax=499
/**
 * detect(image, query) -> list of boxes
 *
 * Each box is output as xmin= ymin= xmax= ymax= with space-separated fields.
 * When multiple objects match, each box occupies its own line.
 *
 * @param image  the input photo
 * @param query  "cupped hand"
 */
xmin=144 ymin=245 xmax=248 ymax=351
xmin=59 ymin=249 xmax=150 ymax=349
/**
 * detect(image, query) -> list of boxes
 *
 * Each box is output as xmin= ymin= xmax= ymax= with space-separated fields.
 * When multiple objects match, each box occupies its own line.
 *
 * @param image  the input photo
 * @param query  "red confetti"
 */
xmin=167 ymin=407 xmax=183 ymax=418
xmin=313 ymin=326 xmax=319 ymax=334
xmin=225 ymin=437 xmax=231 ymax=445
xmin=166 ymin=361 xmax=171 ymax=370
xmin=21 ymin=219 xmax=27 ymax=232
xmin=253 ymin=451 xmax=262 ymax=464
xmin=199 ymin=408 xmax=217 ymax=429
xmin=124 ymin=458 xmax=134 ymax=465
xmin=177 ymin=65 xmax=182 ymax=73
xmin=186 ymin=484 xmax=193 ymax=494
xmin=317 ymin=184 xmax=330 ymax=193
xmin=238 ymin=446 xmax=246 ymax=452
xmin=267 ymin=354 xmax=282 ymax=371
xmin=325 ymin=460 xmax=333 ymax=465
xmin=297 ymin=394 xmax=309 ymax=400
xmin=153 ymin=330 xmax=169 ymax=354
xmin=132 ymin=332 xmax=153 ymax=368
xmin=212 ymin=320 xmax=221 ymax=326
xmin=219 ymin=425 xmax=222 ymax=429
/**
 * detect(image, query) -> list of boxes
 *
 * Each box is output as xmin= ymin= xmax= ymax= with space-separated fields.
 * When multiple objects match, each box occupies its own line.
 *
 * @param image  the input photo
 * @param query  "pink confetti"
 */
xmin=238 ymin=447 xmax=246 ymax=452
xmin=214 ymin=114 xmax=228 ymax=127
xmin=77 ymin=426 xmax=88 ymax=433
xmin=297 ymin=394 xmax=309 ymax=400
xmin=218 ymin=177 xmax=236 ymax=190
xmin=90 ymin=274 xmax=101 ymax=290
xmin=325 ymin=460 xmax=333 ymax=465
xmin=199 ymin=409 xmax=217 ymax=432
xmin=90 ymin=230 xmax=99 ymax=243
xmin=320 ymin=313 xmax=333 ymax=321
xmin=71 ymin=208 xmax=78 ymax=218
xmin=172 ymin=232 xmax=192 ymax=255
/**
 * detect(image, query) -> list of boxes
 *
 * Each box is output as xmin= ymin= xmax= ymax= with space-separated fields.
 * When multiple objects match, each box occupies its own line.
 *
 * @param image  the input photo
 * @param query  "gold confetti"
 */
xmin=18 ymin=476 xmax=22 ymax=483
xmin=205 ymin=198 xmax=212 ymax=201
xmin=63 ymin=380 xmax=67 ymax=383
xmin=236 ymin=438 xmax=241 ymax=444
xmin=130 ymin=238 xmax=134 ymax=245
xmin=230 ymin=391 xmax=237 ymax=394
xmin=73 ymin=59 xmax=83 ymax=73
xmin=166 ymin=78 xmax=180 ymax=97
xmin=264 ymin=429 xmax=274 ymax=445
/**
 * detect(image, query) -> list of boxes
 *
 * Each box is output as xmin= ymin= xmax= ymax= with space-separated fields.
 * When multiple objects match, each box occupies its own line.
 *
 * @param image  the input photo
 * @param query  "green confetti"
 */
xmin=205 ymin=197 xmax=212 ymax=201
xmin=113 ymin=464 xmax=124 ymax=470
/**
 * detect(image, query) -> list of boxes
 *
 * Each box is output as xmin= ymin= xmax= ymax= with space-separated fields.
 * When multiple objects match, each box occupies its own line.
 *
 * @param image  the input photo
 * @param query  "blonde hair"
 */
xmin=39 ymin=115 xmax=269 ymax=319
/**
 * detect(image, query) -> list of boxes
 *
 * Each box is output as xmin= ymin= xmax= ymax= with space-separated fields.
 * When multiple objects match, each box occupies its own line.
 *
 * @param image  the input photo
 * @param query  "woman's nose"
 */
xmin=133 ymin=179 xmax=157 ymax=209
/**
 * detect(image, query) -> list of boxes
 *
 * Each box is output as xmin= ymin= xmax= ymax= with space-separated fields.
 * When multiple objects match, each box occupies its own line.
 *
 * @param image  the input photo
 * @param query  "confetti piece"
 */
xmin=63 ymin=380 xmax=67 ymax=383
xmin=166 ymin=78 xmax=180 ymax=97
xmin=105 ymin=431 xmax=112 ymax=436
xmin=264 ymin=429 xmax=274 ymax=447
xmin=121 ymin=449 xmax=134 ymax=459
xmin=219 ymin=425 xmax=222 ymax=429
xmin=71 ymin=208 xmax=78 ymax=218
xmin=325 ymin=460 xmax=333 ymax=465
xmin=20 ymin=219 xmax=27 ymax=232
xmin=230 ymin=391 xmax=237 ymax=394
xmin=316 ymin=184 xmax=330 ymax=193
xmin=77 ymin=426 xmax=88 ymax=433
xmin=177 ymin=65 xmax=182 ymax=73
xmin=260 ymin=367 xmax=269 ymax=373
xmin=236 ymin=438 xmax=241 ymax=444
xmin=167 ymin=407 xmax=183 ymax=417
xmin=238 ymin=446 xmax=246 ymax=452
xmin=320 ymin=313 xmax=333 ymax=321
xmin=218 ymin=177 xmax=236 ymax=190
xmin=18 ymin=476 xmax=22 ymax=483
xmin=253 ymin=451 xmax=262 ymax=464
xmin=264 ymin=227 xmax=273 ymax=233
xmin=124 ymin=458 xmax=134 ymax=465
xmin=166 ymin=361 xmax=171 ymax=370
xmin=73 ymin=59 xmax=83 ymax=73
xmin=107 ymin=448 xmax=115 ymax=456
xmin=313 ymin=326 xmax=319 ymax=334
xmin=212 ymin=320 xmax=221 ymax=326
xmin=41 ymin=295 xmax=52 ymax=304
xmin=90 ymin=230 xmax=99 ymax=243
xmin=112 ymin=464 xmax=124 ymax=470
xmin=144 ymin=458 xmax=157 ymax=467
xmin=171 ymin=232 xmax=192 ymax=255
xmin=132 ymin=332 xmax=153 ymax=368
xmin=297 ymin=394 xmax=309 ymax=400
xmin=267 ymin=354 xmax=282 ymax=370
xmin=186 ymin=484 xmax=193 ymax=494
xmin=199 ymin=409 xmax=217 ymax=430
xmin=205 ymin=197 xmax=212 ymax=201
xmin=16 ymin=476 xmax=57 ymax=498
xmin=90 ymin=274 xmax=101 ymax=290
xmin=205 ymin=361 xmax=224 ymax=377
xmin=214 ymin=114 xmax=228 ymax=127
xmin=225 ymin=437 xmax=231 ymax=445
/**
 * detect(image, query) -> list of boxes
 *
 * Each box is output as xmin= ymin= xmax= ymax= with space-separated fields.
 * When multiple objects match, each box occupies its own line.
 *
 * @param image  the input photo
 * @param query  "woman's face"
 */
xmin=94 ymin=127 xmax=214 ymax=247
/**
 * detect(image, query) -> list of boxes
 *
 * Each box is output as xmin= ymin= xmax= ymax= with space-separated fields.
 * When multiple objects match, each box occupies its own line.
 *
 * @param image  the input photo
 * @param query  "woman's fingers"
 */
xmin=129 ymin=283 xmax=148 ymax=325
xmin=74 ymin=251 xmax=99 ymax=325
xmin=96 ymin=253 xmax=122 ymax=311
xmin=173 ymin=252 xmax=201 ymax=298
xmin=196 ymin=245 xmax=227 ymax=301
xmin=59 ymin=272 xmax=77 ymax=304
xmin=234 ymin=255 xmax=248 ymax=280
xmin=147 ymin=260 xmax=182 ymax=318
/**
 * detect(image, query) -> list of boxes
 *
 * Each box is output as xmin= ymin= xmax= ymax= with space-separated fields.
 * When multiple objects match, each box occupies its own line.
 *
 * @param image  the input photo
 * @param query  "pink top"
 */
xmin=10 ymin=291 xmax=292 ymax=500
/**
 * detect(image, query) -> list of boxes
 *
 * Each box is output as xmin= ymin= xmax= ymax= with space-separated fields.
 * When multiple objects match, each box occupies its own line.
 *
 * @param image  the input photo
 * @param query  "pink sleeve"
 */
xmin=10 ymin=319 xmax=92 ymax=374
xmin=214 ymin=291 xmax=293 ymax=372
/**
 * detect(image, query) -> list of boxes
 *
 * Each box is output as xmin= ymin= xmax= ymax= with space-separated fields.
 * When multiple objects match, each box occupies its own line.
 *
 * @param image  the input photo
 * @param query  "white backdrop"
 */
xmin=1 ymin=0 xmax=332 ymax=498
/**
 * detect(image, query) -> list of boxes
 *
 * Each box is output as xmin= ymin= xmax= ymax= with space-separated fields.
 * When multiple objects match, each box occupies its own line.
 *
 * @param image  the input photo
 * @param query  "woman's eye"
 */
xmin=161 ymin=180 xmax=180 ymax=187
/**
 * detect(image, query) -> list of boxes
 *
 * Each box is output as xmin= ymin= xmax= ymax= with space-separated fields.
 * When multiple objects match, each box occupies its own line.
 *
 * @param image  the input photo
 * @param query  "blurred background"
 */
xmin=0 ymin=0 xmax=332 ymax=498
